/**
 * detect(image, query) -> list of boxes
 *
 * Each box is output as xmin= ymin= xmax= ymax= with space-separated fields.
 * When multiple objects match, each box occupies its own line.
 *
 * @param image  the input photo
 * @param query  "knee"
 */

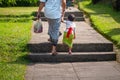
xmin=51 ymin=39 xmax=58 ymax=46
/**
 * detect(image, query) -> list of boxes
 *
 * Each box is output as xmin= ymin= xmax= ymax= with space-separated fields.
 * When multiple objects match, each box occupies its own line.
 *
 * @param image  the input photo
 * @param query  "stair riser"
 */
xmin=28 ymin=54 xmax=116 ymax=62
xmin=40 ymin=17 xmax=85 ymax=21
xmin=32 ymin=12 xmax=84 ymax=17
xmin=28 ymin=43 xmax=113 ymax=53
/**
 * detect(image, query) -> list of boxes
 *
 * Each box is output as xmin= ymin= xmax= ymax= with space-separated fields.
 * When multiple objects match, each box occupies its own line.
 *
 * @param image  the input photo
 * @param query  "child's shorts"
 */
xmin=62 ymin=32 xmax=74 ymax=48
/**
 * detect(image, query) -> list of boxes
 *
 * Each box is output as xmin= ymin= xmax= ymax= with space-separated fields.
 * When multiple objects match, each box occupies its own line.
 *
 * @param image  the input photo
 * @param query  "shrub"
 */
xmin=0 ymin=0 xmax=16 ymax=7
xmin=92 ymin=0 xmax=100 ymax=4
xmin=0 ymin=0 xmax=38 ymax=7
xmin=16 ymin=0 xmax=38 ymax=6
xmin=91 ymin=0 xmax=120 ymax=11
xmin=112 ymin=0 xmax=120 ymax=11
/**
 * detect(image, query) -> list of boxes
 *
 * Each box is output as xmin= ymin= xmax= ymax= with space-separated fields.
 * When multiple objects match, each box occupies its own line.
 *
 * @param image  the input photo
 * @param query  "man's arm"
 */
xmin=37 ymin=2 xmax=45 ymax=18
xmin=61 ymin=0 xmax=66 ymax=22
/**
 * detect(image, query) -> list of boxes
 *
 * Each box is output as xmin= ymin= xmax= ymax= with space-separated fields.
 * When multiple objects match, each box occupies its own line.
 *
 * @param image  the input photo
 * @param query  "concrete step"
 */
xmin=32 ymin=12 xmax=84 ymax=21
xmin=28 ymin=42 xmax=113 ymax=53
xmin=0 ymin=16 xmax=84 ymax=22
xmin=32 ymin=7 xmax=84 ymax=21
xmin=28 ymin=7 xmax=115 ymax=62
xmin=39 ymin=17 xmax=85 ymax=21
xmin=28 ymin=52 xmax=116 ymax=62
xmin=28 ymin=22 xmax=113 ymax=52
xmin=33 ymin=11 xmax=84 ymax=17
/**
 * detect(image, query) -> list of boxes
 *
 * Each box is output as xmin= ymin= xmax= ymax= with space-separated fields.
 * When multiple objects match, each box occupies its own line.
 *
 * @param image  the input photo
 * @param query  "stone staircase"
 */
xmin=32 ymin=8 xmax=84 ymax=21
xmin=28 ymin=7 xmax=116 ymax=62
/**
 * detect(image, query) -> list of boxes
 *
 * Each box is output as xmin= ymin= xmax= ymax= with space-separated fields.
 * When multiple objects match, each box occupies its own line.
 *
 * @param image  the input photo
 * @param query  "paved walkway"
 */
xmin=25 ymin=61 xmax=120 ymax=80
xmin=26 ymin=7 xmax=120 ymax=80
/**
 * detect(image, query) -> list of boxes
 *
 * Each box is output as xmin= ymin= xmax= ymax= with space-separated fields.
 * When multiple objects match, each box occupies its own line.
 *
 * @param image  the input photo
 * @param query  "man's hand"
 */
xmin=37 ymin=2 xmax=45 ymax=19
xmin=37 ymin=12 xmax=41 ymax=19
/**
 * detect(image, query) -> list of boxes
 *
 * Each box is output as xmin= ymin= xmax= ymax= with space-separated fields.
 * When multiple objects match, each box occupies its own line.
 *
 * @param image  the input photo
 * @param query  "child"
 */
xmin=62 ymin=14 xmax=76 ymax=54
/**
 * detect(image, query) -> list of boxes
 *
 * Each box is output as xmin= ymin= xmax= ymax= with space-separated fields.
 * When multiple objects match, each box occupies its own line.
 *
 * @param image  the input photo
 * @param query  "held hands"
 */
xmin=61 ymin=10 xmax=65 ymax=22
xmin=61 ymin=16 xmax=64 ymax=22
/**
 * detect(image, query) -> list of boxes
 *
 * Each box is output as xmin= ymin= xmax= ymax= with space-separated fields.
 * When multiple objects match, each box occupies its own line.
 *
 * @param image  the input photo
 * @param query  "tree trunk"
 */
xmin=92 ymin=0 xmax=100 ymax=4
xmin=112 ymin=0 xmax=120 ymax=11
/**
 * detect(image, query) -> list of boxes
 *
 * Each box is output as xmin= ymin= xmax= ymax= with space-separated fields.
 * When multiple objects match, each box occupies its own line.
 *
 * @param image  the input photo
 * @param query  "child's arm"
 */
xmin=73 ymin=28 xmax=76 ymax=39
xmin=61 ymin=20 xmax=66 ymax=23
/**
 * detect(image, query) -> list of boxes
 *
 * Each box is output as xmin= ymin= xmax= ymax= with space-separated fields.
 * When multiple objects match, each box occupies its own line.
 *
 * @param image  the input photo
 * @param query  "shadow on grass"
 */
xmin=107 ymin=28 xmax=120 ymax=36
xmin=5 ymin=54 xmax=30 ymax=65
xmin=81 ymin=1 xmax=120 ymax=23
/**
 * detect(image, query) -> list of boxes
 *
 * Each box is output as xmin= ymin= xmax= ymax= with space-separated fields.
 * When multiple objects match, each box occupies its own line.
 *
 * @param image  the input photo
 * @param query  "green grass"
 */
xmin=0 ymin=22 xmax=32 ymax=80
xmin=79 ymin=0 xmax=120 ymax=48
xmin=0 ymin=62 xmax=27 ymax=80
xmin=0 ymin=7 xmax=37 ymax=15
xmin=0 ymin=7 xmax=38 ymax=22
xmin=0 ymin=22 xmax=31 ymax=62
xmin=0 ymin=7 xmax=35 ymax=80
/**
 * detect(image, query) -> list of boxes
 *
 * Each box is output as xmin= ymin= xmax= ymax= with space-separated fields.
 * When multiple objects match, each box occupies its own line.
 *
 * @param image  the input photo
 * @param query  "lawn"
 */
xmin=79 ymin=0 xmax=120 ymax=48
xmin=0 ymin=7 xmax=36 ymax=80
xmin=0 ymin=7 xmax=37 ymax=15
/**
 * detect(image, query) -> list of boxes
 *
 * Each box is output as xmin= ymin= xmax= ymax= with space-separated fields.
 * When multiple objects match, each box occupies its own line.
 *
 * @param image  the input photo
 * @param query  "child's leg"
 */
xmin=68 ymin=47 xmax=72 ymax=54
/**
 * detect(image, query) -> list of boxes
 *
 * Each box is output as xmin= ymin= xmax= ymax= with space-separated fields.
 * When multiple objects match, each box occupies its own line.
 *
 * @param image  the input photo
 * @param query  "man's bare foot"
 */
xmin=51 ymin=46 xmax=57 ymax=56
xmin=51 ymin=50 xmax=57 ymax=56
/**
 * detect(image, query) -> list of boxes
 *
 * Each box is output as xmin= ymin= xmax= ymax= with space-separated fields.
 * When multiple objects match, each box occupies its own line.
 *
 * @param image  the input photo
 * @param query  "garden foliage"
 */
xmin=91 ymin=0 xmax=120 ymax=11
xmin=0 ymin=0 xmax=39 ymax=7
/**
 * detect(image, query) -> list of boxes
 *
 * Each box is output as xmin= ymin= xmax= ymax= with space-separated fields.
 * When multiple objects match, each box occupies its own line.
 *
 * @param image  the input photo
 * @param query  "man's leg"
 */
xmin=47 ymin=18 xmax=61 ymax=55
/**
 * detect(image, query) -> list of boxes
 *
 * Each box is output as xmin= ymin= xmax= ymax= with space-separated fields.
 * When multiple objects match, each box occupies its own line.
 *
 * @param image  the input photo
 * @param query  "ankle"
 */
xmin=51 ymin=46 xmax=56 ymax=53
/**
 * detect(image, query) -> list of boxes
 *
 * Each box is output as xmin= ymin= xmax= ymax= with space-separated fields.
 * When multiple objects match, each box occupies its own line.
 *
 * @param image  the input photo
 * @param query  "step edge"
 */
xmin=29 ymin=52 xmax=116 ymax=55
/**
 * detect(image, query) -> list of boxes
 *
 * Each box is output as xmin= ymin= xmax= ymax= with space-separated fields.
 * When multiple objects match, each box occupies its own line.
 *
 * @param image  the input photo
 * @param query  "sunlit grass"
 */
xmin=0 ymin=7 xmax=35 ymax=80
xmin=0 ymin=7 xmax=38 ymax=15
xmin=0 ymin=22 xmax=32 ymax=62
xmin=79 ymin=0 xmax=120 ymax=48
xmin=0 ymin=22 xmax=32 ymax=80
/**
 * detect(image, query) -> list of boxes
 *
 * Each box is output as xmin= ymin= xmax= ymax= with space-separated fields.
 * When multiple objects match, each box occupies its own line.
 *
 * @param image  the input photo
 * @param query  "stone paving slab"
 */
xmin=29 ymin=22 xmax=112 ymax=44
xmin=25 ymin=61 xmax=120 ymax=80
xmin=80 ymin=76 xmax=120 ymax=80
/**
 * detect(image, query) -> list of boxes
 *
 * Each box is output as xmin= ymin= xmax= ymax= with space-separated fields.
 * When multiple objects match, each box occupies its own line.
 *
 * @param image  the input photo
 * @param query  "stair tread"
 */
xmin=28 ymin=52 xmax=116 ymax=62
xmin=29 ymin=22 xmax=112 ymax=44
xmin=28 ymin=22 xmax=113 ymax=52
xmin=29 ymin=52 xmax=115 ymax=55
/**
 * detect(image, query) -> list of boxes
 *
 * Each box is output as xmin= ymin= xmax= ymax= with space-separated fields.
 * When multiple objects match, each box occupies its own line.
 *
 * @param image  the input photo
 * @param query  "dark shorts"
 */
xmin=47 ymin=18 xmax=61 ymax=46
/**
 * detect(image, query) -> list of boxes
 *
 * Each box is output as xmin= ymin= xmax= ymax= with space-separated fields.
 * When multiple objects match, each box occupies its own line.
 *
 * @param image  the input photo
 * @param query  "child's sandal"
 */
xmin=68 ymin=51 xmax=72 ymax=54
